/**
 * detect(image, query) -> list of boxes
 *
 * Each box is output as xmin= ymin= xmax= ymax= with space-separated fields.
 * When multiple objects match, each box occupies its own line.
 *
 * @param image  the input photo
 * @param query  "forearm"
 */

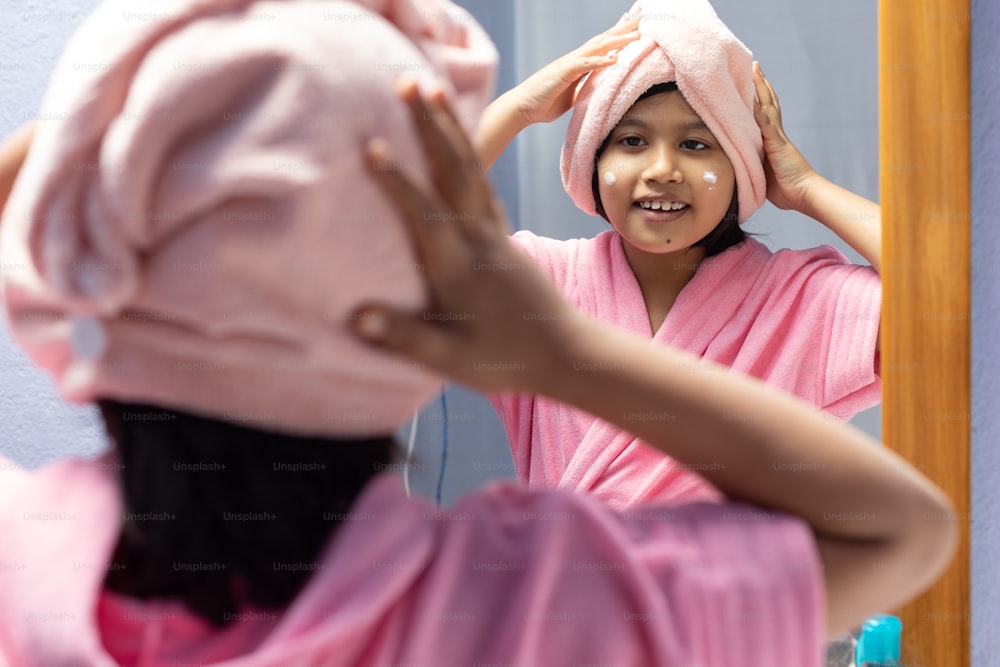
xmin=474 ymin=91 xmax=530 ymax=171
xmin=535 ymin=316 xmax=944 ymax=540
xmin=800 ymin=175 xmax=881 ymax=271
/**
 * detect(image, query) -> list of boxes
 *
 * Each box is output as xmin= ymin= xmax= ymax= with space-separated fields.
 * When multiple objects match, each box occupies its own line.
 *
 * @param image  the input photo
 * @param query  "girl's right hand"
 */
xmin=475 ymin=16 xmax=640 ymax=169
xmin=511 ymin=15 xmax=640 ymax=126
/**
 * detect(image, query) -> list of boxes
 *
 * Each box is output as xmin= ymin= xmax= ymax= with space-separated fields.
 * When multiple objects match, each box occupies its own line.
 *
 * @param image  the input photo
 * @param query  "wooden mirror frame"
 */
xmin=881 ymin=1 xmax=970 ymax=663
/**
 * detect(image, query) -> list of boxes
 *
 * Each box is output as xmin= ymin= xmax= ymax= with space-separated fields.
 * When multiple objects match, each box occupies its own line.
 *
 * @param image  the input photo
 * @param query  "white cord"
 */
xmin=404 ymin=410 xmax=419 ymax=497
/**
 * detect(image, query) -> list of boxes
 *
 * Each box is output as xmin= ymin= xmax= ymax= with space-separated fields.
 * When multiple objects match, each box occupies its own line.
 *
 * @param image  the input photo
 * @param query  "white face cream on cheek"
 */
xmin=604 ymin=171 xmax=617 ymax=186
xmin=703 ymin=171 xmax=717 ymax=190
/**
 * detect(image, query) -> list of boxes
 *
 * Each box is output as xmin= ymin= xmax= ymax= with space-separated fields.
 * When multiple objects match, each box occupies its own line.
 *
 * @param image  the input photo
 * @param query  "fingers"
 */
xmin=364 ymin=137 xmax=461 ymax=273
xmin=400 ymin=79 xmax=478 ymax=171
xmin=398 ymin=80 xmax=475 ymax=191
xmin=612 ymin=13 xmax=642 ymax=31
xmin=395 ymin=79 xmax=500 ymax=233
xmin=559 ymin=34 xmax=639 ymax=85
xmin=584 ymin=27 xmax=640 ymax=57
xmin=364 ymin=80 xmax=513 ymax=297
xmin=556 ymin=24 xmax=639 ymax=93
xmin=752 ymin=62 xmax=785 ymax=141
xmin=578 ymin=15 xmax=641 ymax=59
xmin=351 ymin=305 xmax=454 ymax=372
xmin=753 ymin=61 xmax=780 ymax=113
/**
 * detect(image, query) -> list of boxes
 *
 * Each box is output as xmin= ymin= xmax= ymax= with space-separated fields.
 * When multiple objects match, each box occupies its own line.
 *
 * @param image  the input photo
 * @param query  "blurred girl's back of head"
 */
xmin=0 ymin=0 xmax=497 ymax=629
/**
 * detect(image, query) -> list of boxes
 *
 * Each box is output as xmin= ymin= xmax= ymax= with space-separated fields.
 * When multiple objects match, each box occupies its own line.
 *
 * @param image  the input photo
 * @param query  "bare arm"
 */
xmin=796 ymin=176 xmax=881 ymax=271
xmin=355 ymin=82 xmax=956 ymax=639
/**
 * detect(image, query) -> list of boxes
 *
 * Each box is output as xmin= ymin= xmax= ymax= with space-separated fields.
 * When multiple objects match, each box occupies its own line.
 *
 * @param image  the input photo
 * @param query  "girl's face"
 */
xmin=596 ymin=91 xmax=736 ymax=259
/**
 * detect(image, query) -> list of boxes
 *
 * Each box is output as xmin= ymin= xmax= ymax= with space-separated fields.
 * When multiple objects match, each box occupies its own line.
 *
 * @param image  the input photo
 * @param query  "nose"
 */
xmin=641 ymin=144 xmax=683 ymax=183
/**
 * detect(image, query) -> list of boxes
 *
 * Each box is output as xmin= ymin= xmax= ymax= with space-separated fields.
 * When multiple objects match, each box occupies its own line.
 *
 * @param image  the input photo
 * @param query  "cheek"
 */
xmin=596 ymin=154 xmax=624 ymax=208
xmin=717 ymin=161 xmax=737 ymax=191
xmin=701 ymin=159 xmax=736 ymax=198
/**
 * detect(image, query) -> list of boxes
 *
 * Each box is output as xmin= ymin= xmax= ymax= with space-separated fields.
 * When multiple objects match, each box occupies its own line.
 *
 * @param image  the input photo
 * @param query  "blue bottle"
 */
xmin=856 ymin=614 xmax=902 ymax=666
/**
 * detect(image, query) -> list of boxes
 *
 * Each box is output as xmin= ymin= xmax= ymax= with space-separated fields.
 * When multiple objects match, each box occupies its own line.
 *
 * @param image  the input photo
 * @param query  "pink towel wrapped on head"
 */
xmin=561 ymin=0 xmax=766 ymax=222
xmin=0 ymin=0 xmax=497 ymax=436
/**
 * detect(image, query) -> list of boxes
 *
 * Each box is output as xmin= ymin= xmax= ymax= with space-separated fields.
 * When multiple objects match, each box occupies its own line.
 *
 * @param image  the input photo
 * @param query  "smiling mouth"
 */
xmin=635 ymin=201 xmax=688 ymax=212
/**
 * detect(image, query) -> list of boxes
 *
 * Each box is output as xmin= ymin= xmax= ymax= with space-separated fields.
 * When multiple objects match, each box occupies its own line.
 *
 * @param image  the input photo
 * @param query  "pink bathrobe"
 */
xmin=491 ymin=231 xmax=881 ymax=507
xmin=0 ymin=453 xmax=824 ymax=666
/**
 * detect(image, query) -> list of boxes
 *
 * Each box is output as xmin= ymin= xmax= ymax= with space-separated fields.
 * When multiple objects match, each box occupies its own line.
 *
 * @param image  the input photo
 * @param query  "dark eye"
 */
xmin=682 ymin=139 xmax=709 ymax=150
xmin=619 ymin=136 xmax=646 ymax=148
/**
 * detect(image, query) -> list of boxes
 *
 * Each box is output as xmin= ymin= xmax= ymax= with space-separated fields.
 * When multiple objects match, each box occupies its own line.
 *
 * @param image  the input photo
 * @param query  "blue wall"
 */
xmin=971 ymin=0 xmax=999 ymax=660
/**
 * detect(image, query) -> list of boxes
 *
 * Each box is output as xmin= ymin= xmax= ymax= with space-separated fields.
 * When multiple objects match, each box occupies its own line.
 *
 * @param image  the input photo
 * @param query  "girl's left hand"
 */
xmin=752 ymin=62 xmax=817 ymax=212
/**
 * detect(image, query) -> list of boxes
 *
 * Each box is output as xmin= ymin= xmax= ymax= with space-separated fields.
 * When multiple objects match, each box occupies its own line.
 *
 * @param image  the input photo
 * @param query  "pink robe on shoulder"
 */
xmin=492 ymin=231 xmax=881 ymax=507
xmin=0 ymin=453 xmax=824 ymax=666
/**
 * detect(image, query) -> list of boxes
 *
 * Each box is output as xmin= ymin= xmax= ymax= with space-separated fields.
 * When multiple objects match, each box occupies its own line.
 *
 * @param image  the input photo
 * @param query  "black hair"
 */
xmin=99 ymin=399 xmax=396 ymax=627
xmin=590 ymin=81 xmax=747 ymax=258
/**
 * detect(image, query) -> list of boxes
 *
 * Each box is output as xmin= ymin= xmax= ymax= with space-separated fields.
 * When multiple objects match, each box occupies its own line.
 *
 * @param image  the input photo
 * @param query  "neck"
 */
xmin=620 ymin=240 xmax=706 ymax=333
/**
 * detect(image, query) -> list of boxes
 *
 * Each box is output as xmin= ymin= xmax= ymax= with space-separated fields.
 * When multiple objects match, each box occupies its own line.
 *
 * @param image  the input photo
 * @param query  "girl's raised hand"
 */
xmin=512 ymin=15 xmax=640 ymax=125
xmin=354 ymin=81 xmax=579 ymax=394
xmin=752 ymin=62 xmax=818 ymax=212
xmin=475 ymin=15 xmax=640 ymax=168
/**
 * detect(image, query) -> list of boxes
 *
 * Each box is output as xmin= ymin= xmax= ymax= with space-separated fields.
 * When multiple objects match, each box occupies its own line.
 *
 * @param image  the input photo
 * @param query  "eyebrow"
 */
xmin=679 ymin=119 xmax=710 ymax=132
xmin=614 ymin=116 xmax=711 ymax=133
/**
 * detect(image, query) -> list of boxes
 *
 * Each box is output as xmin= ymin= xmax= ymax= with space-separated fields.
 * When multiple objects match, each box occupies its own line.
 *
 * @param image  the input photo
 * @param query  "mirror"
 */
xmin=435 ymin=0 xmax=882 ymax=497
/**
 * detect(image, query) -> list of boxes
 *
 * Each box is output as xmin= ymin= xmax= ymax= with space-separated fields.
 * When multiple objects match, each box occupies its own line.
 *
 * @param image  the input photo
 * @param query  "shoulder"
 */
xmin=339 ymin=478 xmax=823 ymax=666
xmin=0 ymin=454 xmax=119 ymax=527
xmin=0 ymin=454 xmax=29 ymax=511
xmin=0 ymin=455 xmax=101 ymax=509
xmin=446 ymin=485 xmax=823 ymax=662
xmin=724 ymin=238 xmax=855 ymax=268
xmin=446 ymin=480 xmax=815 ymax=558
xmin=731 ymin=239 xmax=875 ymax=287
xmin=770 ymin=242 xmax=854 ymax=267
xmin=353 ymin=476 xmax=822 ymax=604
xmin=509 ymin=230 xmax=619 ymax=289
xmin=509 ymin=229 xmax=616 ymax=263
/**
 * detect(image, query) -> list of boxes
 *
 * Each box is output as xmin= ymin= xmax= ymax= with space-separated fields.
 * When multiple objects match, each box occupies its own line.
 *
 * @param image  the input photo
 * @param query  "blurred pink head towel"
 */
xmin=561 ymin=0 xmax=765 ymax=223
xmin=0 ymin=0 xmax=497 ymax=436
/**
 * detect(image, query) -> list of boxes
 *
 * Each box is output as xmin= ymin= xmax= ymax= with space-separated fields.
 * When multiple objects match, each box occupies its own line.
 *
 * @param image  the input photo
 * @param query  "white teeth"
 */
xmin=638 ymin=201 xmax=686 ymax=211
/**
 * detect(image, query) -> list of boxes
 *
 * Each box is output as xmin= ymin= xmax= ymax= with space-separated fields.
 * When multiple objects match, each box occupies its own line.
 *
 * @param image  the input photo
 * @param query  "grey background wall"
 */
xmin=0 ymin=1 xmax=107 ymax=468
